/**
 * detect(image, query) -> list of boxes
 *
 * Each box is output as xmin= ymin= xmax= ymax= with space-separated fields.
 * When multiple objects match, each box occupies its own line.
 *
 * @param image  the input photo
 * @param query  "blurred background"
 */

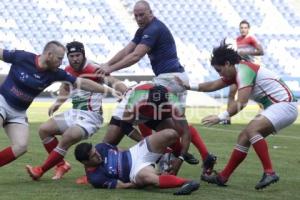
xmin=0 ymin=0 xmax=300 ymax=102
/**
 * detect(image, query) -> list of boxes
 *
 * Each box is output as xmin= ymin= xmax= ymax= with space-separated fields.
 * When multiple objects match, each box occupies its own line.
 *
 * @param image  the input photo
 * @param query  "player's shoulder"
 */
xmin=10 ymin=50 xmax=36 ymax=60
xmin=245 ymin=34 xmax=258 ymax=41
xmin=84 ymin=60 xmax=99 ymax=72
xmin=146 ymin=17 xmax=164 ymax=32
xmin=64 ymin=65 xmax=72 ymax=72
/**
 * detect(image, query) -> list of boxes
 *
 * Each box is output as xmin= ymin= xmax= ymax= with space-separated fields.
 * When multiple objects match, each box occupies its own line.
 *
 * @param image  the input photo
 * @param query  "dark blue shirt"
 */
xmin=0 ymin=50 xmax=76 ymax=111
xmin=132 ymin=18 xmax=184 ymax=76
xmin=86 ymin=143 xmax=132 ymax=189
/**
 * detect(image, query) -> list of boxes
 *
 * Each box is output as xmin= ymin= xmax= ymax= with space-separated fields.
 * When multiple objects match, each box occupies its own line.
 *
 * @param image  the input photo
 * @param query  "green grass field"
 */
xmin=0 ymin=102 xmax=299 ymax=200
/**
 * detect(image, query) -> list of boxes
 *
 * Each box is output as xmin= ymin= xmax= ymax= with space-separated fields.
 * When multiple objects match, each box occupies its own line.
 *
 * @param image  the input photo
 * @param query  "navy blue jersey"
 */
xmin=86 ymin=143 xmax=132 ymax=189
xmin=132 ymin=18 xmax=184 ymax=76
xmin=0 ymin=50 xmax=76 ymax=111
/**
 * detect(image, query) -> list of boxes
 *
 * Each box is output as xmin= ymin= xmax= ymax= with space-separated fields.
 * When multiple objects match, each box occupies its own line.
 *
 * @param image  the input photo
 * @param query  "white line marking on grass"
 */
xmin=200 ymin=127 xmax=300 ymax=140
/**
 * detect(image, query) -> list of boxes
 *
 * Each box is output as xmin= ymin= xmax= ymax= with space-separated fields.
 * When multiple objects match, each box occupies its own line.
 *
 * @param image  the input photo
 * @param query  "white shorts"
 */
xmin=129 ymin=138 xmax=162 ymax=183
xmin=153 ymin=72 xmax=189 ymax=106
xmin=112 ymin=88 xmax=131 ymax=121
xmin=53 ymin=109 xmax=103 ymax=139
xmin=260 ymin=102 xmax=298 ymax=132
xmin=0 ymin=94 xmax=28 ymax=126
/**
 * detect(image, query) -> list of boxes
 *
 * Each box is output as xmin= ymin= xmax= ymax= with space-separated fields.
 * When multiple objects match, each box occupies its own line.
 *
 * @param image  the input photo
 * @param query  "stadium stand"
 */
xmin=0 ymin=0 xmax=300 ymax=99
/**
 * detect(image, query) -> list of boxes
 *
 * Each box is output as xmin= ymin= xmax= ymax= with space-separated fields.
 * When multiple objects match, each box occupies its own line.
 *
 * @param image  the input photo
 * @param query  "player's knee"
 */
xmin=12 ymin=143 xmax=28 ymax=157
xmin=164 ymin=129 xmax=179 ymax=142
xmin=241 ymin=127 xmax=255 ymax=140
xmin=135 ymin=173 xmax=154 ymax=187
xmin=39 ymin=123 xmax=52 ymax=138
xmin=237 ymin=131 xmax=249 ymax=143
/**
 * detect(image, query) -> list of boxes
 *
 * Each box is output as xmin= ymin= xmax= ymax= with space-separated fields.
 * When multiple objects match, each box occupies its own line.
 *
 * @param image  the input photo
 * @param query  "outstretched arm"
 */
xmin=74 ymin=78 xmax=120 ymax=98
xmin=177 ymin=77 xmax=228 ymax=92
xmin=106 ymin=42 xmax=137 ymax=66
xmin=104 ymin=76 xmax=128 ymax=94
xmin=106 ymin=44 xmax=150 ymax=73
xmin=202 ymin=86 xmax=252 ymax=126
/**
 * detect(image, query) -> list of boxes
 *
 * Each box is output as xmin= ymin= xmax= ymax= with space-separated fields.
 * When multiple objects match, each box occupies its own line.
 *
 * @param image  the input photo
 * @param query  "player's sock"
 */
xmin=159 ymin=175 xmax=188 ymax=188
xmin=189 ymin=125 xmax=208 ymax=161
xmin=41 ymin=147 xmax=66 ymax=172
xmin=43 ymin=137 xmax=66 ymax=166
xmin=219 ymin=144 xmax=248 ymax=180
xmin=169 ymin=139 xmax=182 ymax=157
xmin=0 ymin=146 xmax=16 ymax=167
xmin=250 ymin=134 xmax=273 ymax=174
xmin=43 ymin=137 xmax=58 ymax=153
xmin=138 ymin=124 xmax=152 ymax=137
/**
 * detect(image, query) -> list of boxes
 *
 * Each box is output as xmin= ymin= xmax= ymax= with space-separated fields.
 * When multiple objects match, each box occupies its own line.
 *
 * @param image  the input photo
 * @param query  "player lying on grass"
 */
xmin=136 ymin=123 xmax=217 ymax=175
xmin=74 ymin=128 xmax=199 ymax=195
xmin=177 ymin=40 xmax=298 ymax=190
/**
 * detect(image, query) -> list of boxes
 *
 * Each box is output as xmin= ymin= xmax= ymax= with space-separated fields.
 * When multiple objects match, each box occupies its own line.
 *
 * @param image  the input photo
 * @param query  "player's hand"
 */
xmin=48 ymin=103 xmax=60 ymax=116
xmin=174 ymin=76 xmax=190 ymax=90
xmin=201 ymin=115 xmax=220 ymax=126
xmin=169 ymin=158 xmax=183 ymax=175
xmin=94 ymin=70 xmax=106 ymax=83
xmin=95 ymin=63 xmax=110 ymax=75
xmin=109 ymin=88 xmax=123 ymax=100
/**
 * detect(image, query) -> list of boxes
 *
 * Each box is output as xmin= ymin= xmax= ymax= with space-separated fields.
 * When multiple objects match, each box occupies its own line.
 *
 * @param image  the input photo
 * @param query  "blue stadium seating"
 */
xmin=0 ymin=0 xmax=300 ymax=80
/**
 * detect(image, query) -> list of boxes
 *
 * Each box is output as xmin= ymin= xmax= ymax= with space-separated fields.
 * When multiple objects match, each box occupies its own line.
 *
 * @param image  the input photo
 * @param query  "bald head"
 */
xmin=134 ymin=0 xmax=151 ymax=10
xmin=41 ymin=40 xmax=65 ymax=71
xmin=43 ymin=40 xmax=65 ymax=54
xmin=133 ymin=0 xmax=154 ymax=28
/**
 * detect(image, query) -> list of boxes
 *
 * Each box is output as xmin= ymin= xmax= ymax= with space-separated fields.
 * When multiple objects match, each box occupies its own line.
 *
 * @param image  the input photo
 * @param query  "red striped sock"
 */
xmin=189 ymin=125 xmax=208 ymax=161
xmin=43 ymin=137 xmax=66 ymax=166
xmin=43 ymin=137 xmax=58 ymax=153
xmin=0 ymin=147 xmax=16 ymax=167
xmin=250 ymin=135 xmax=273 ymax=174
xmin=41 ymin=148 xmax=65 ymax=172
xmin=220 ymin=146 xmax=248 ymax=180
xmin=159 ymin=175 xmax=188 ymax=188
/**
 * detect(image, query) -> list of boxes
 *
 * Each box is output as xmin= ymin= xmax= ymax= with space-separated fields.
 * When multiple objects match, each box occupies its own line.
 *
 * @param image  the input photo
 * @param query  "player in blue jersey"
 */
xmin=98 ymin=0 xmax=188 ymax=99
xmin=97 ymin=0 xmax=213 ymax=172
xmin=25 ymin=41 xmax=127 ymax=181
xmin=74 ymin=128 xmax=199 ymax=195
xmin=0 ymin=41 xmax=118 ymax=169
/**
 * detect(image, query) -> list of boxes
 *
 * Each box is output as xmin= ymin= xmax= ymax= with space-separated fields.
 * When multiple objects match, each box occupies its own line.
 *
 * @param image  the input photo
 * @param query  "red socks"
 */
xmin=159 ymin=175 xmax=188 ymax=188
xmin=41 ymin=148 xmax=66 ymax=172
xmin=42 ymin=137 xmax=66 ymax=166
xmin=0 ymin=147 xmax=16 ymax=167
xmin=189 ymin=125 xmax=208 ymax=161
xmin=250 ymin=134 xmax=273 ymax=174
xmin=219 ymin=145 xmax=248 ymax=180
xmin=43 ymin=137 xmax=58 ymax=153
